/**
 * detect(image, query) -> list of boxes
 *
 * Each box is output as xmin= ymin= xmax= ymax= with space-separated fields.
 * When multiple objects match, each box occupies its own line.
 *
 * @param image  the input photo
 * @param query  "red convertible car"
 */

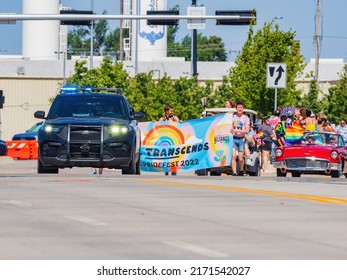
xmin=273 ymin=131 xmax=347 ymax=178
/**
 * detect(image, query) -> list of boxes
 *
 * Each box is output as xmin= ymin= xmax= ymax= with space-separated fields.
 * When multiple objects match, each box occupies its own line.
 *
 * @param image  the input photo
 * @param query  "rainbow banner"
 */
xmin=138 ymin=114 xmax=233 ymax=172
xmin=285 ymin=121 xmax=305 ymax=144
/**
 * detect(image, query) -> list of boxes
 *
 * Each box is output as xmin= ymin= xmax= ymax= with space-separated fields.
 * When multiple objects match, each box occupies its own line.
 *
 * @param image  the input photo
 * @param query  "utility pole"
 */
xmin=120 ymin=0 xmax=124 ymax=61
xmin=315 ymin=0 xmax=321 ymax=81
xmin=191 ymin=0 xmax=198 ymax=77
xmin=90 ymin=0 xmax=94 ymax=69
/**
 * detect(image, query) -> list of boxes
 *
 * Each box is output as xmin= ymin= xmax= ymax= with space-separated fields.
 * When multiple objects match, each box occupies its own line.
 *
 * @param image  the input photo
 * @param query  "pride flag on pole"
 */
xmin=285 ymin=121 xmax=305 ymax=144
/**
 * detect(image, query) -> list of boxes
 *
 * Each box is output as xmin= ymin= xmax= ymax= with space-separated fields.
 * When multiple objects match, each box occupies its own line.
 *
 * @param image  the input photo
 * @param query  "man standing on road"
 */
xmin=230 ymin=102 xmax=250 ymax=176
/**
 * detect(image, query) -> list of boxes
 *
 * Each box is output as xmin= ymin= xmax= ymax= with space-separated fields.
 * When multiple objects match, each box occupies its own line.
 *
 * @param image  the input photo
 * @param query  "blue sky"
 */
xmin=1 ymin=0 xmax=347 ymax=62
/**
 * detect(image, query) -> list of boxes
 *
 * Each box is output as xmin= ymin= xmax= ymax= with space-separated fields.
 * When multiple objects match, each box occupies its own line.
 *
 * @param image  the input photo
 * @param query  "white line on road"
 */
xmin=65 ymin=215 xmax=108 ymax=226
xmin=0 ymin=200 xmax=32 ymax=207
xmin=163 ymin=241 xmax=228 ymax=258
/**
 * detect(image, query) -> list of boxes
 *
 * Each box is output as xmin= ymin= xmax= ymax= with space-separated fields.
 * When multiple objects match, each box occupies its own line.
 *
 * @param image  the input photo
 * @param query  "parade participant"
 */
xmin=225 ymin=99 xmax=236 ymax=108
xmin=159 ymin=105 xmax=180 ymax=175
xmin=335 ymin=118 xmax=347 ymax=142
xmin=258 ymin=116 xmax=276 ymax=173
xmin=275 ymin=115 xmax=287 ymax=146
xmin=159 ymin=105 xmax=181 ymax=122
xmin=230 ymin=102 xmax=250 ymax=176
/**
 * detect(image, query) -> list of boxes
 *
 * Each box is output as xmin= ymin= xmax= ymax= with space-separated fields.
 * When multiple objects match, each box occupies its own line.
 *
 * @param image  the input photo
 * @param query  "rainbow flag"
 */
xmin=257 ymin=131 xmax=264 ymax=139
xmin=285 ymin=121 xmax=305 ymax=144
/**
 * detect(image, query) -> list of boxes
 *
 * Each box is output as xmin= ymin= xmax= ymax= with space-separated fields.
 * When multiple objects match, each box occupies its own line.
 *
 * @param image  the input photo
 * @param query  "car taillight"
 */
xmin=275 ymin=148 xmax=283 ymax=157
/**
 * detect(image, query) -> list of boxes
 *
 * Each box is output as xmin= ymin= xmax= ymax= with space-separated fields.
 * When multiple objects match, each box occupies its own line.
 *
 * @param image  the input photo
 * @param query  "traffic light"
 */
xmin=215 ymin=10 xmax=256 ymax=25
xmin=146 ymin=10 xmax=179 ymax=26
xmin=0 ymin=90 xmax=5 ymax=109
xmin=60 ymin=10 xmax=93 ymax=26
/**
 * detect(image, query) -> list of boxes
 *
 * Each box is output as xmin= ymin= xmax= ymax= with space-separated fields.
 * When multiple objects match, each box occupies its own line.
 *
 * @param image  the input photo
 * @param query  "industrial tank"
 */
xmin=22 ymin=0 xmax=60 ymax=60
xmin=134 ymin=0 xmax=167 ymax=61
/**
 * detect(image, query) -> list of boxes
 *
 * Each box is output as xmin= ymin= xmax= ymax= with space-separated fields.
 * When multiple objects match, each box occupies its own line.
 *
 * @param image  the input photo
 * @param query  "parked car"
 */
xmin=12 ymin=121 xmax=43 ymax=140
xmin=0 ymin=140 xmax=7 ymax=156
xmin=273 ymin=131 xmax=347 ymax=178
xmin=196 ymin=107 xmax=261 ymax=176
xmin=34 ymin=86 xmax=144 ymax=174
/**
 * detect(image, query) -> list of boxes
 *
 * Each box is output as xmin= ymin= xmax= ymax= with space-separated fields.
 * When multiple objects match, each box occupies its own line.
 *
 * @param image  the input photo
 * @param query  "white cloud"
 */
xmin=186 ymin=135 xmax=203 ymax=144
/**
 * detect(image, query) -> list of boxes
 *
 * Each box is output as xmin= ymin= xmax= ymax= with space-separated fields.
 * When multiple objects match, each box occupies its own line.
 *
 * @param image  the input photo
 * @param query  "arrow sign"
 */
xmin=266 ymin=63 xmax=286 ymax=88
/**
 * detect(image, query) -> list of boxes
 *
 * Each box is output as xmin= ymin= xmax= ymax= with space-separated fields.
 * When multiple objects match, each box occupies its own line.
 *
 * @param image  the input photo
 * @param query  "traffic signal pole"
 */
xmin=191 ymin=0 xmax=198 ymax=77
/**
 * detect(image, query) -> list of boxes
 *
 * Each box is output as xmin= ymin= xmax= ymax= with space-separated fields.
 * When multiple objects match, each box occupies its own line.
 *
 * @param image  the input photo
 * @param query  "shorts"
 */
xmin=261 ymin=140 xmax=272 ymax=151
xmin=233 ymin=137 xmax=245 ymax=152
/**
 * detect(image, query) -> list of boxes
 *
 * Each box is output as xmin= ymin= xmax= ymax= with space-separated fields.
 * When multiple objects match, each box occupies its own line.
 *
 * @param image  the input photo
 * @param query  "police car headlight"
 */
xmin=331 ymin=151 xmax=338 ymax=159
xmin=110 ymin=125 xmax=128 ymax=134
xmin=44 ymin=125 xmax=53 ymax=133
xmin=43 ymin=124 xmax=63 ymax=133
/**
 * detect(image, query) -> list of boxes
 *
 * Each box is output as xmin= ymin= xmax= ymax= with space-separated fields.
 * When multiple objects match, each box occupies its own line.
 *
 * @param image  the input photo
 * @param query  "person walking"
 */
xmin=230 ymin=102 xmax=250 ymax=176
xmin=159 ymin=105 xmax=181 ymax=122
xmin=159 ymin=105 xmax=180 ymax=175
xmin=258 ymin=116 xmax=276 ymax=173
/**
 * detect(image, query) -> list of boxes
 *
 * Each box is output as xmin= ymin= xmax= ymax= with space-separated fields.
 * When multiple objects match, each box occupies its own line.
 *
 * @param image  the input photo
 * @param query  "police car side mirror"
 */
xmin=134 ymin=111 xmax=145 ymax=121
xmin=34 ymin=110 xmax=46 ymax=119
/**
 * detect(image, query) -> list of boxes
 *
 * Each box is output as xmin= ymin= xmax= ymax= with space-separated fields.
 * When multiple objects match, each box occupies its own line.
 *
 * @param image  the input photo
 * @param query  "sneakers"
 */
xmin=245 ymin=158 xmax=252 ymax=166
xmin=238 ymin=170 xmax=245 ymax=176
xmin=89 ymin=170 xmax=97 ymax=175
xmin=232 ymin=173 xmax=238 ymax=176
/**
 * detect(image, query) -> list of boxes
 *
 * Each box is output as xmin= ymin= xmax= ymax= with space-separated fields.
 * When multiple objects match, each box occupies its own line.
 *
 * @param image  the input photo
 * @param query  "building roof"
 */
xmin=0 ymin=56 xmax=344 ymax=82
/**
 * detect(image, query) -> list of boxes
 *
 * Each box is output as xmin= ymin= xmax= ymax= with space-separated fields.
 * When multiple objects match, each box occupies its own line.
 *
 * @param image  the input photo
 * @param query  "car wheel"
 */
xmin=276 ymin=168 xmax=287 ymax=177
xmin=135 ymin=155 xmax=141 ymax=175
xmin=196 ymin=169 xmax=208 ymax=176
xmin=37 ymin=159 xmax=58 ymax=174
xmin=122 ymin=145 xmax=138 ymax=175
xmin=331 ymin=170 xmax=341 ymax=178
xmin=291 ymin=171 xmax=301 ymax=177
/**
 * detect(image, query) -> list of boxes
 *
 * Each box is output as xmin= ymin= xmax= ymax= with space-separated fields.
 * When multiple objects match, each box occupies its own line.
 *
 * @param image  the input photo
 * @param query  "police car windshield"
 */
xmin=47 ymin=95 xmax=127 ymax=120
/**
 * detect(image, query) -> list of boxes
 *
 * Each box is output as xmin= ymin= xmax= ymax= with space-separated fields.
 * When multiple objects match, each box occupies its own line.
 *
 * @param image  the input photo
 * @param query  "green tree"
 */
xmin=322 ymin=64 xmax=347 ymax=124
xmin=104 ymin=28 xmax=121 ymax=58
xmin=168 ymin=33 xmax=227 ymax=61
xmin=217 ymin=22 xmax=306 ymax=116
xmin=64 ymin=58 xmax=214 ymax=121
xmin=67 ymin=11 xmax=111 ymax=57
xmin=67 ymin=26 xmax=90 ymax=55
xmin=300 ymin=77 xmax=323 ymax=115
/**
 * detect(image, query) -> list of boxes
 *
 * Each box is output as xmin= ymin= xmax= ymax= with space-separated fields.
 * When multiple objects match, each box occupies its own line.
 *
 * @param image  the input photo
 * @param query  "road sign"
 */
xmin=266 ymin=63 xmax=286 ymax=88
xmin=187 ymin=6 xmax=206 ymax=29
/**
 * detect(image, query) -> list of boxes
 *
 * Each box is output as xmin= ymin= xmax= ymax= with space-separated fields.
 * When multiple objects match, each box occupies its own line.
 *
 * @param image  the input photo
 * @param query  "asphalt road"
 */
xmin=1 ymin=157 xmax=347 ymax=260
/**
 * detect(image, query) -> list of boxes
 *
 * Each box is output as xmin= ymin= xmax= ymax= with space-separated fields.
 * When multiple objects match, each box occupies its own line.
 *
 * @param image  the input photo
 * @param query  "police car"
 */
xmin=34 ymin=86 xmax=144 ymax=174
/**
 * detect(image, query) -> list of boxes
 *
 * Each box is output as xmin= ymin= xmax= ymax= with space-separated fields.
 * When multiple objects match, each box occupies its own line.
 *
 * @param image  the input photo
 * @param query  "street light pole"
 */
xmin=90 ymin=0 xmax=94 ymax=69
xmin=191 ymin=0 xmax=198 ymax=77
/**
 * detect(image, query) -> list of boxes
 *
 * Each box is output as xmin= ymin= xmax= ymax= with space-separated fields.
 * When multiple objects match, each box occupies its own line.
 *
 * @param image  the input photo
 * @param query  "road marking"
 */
xmin=163 ymin=241 xmax=228 ymax=258
xmin=137 ymin=179 xmax=347 ymax=205
xmin=0 ymin=200 xmax=32 ymax=207
xmin=65 ymin=215 xmax=107 ymax=226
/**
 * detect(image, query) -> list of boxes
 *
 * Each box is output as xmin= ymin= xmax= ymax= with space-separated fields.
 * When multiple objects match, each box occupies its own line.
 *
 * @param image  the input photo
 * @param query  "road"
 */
xmin=1 ymin=157 xmax=347 ymax=260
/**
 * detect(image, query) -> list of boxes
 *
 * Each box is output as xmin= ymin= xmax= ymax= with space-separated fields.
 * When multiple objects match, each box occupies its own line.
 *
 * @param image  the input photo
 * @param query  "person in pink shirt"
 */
xmin=230 ymin=102 xmax=250 ymax=176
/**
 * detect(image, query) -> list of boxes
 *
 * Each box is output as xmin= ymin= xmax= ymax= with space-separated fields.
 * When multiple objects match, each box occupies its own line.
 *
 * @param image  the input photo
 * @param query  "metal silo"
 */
xmin=133 ymin=0 xmax=168 ymax=62
xmin=22 ymin=0 xmax=60 ymax=60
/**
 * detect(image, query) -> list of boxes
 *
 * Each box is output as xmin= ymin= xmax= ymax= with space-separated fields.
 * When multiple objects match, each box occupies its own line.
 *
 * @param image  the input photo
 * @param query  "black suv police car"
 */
xmin=34 ymin=86 xmax=144 ymax=174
